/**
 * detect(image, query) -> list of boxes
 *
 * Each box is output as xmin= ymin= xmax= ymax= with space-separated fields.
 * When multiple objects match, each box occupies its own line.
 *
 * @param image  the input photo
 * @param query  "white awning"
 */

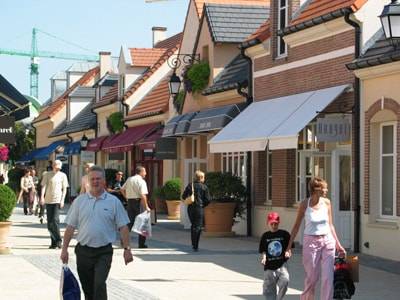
xmin=209 ymin=84 xmax=350 ymax=153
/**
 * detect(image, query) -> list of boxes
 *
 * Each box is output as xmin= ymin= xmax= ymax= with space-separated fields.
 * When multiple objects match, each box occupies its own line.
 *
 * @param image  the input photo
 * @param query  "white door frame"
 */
xmin=331 ymin=148 xmax=353 ymax=249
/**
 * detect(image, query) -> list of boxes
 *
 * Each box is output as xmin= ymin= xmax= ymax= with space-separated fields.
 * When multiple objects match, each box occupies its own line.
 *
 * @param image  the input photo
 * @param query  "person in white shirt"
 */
xmin=20 ymin=168 xmax=35 ymax=215
xmin=61 ymin=165 xmax=133 ymax=300
xmin=40 ymin=160 xmax=69 ymax=249
xmin=121 ymin=166 xmax=150 ymax=248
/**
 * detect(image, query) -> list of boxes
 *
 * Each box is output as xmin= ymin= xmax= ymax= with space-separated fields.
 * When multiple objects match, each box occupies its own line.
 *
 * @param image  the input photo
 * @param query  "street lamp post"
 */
xmin=380 ymin=0 xmax=400 ymax=42
xmin=80 ymin=134 xmax=89 ymax=150
xmin=167 ymin=54 xmax=200 ymax=96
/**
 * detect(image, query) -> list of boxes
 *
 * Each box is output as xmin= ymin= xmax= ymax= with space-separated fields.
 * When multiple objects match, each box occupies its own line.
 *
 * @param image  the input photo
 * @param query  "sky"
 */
xmin=0 ymin=0 xmax=189 ymax=104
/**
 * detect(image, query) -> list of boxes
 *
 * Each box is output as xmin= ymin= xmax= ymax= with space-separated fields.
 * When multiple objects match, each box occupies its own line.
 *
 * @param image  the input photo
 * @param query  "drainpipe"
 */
xmin=239 ymin=44 xmax=254 ymax=237
xmin=120 ymin=91 xmax=130 ymax=175
xmin=90 ymin=103 xmax=98 ymax=165
xmin=344 ymin=10 xmax=361 ymax=253
xmin=66 ymin=133 xmax=73 ymax=202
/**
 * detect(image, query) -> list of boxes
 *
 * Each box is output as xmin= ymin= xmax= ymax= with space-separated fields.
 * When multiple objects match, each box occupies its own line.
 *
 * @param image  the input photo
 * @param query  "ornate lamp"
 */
xmin=380 ymin=0 xmax=400 ymax=40
xmin=168 ymin=72 xmax=181 ymax=96
xmin=80 ymin=134 xmax=89 ymax=149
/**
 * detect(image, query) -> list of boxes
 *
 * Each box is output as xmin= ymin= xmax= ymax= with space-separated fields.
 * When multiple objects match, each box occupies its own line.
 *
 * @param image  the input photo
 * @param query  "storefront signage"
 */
xmin=0 ymin=116 xmax=15 ymax=144
xmin=80 ymin=151 xmax=95 ymax=163
xmin=316 ymin=117 xmax=351 ymax=142
xmin=155 ymin=138 xmax=177 ymax=160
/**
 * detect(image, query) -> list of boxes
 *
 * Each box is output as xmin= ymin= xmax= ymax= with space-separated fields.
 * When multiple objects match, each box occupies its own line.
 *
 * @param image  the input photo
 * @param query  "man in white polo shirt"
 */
xmin=40 ymin=159 xmax=69 ymax=249
xmin=121 ymin=166 xmax=150 ymax=248
xmin=60 ymin=165 xmax=133 ymax=300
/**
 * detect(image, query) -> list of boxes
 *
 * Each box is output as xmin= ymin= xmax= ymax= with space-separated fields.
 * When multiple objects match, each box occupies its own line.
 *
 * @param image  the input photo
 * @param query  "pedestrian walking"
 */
xmin=120 ymin=166 xmax=150 ymax=248
xmin=34 ymin=169 xmax=46 ymax=224
xmin=285 ymin=177 xmax=346 ymax=300
xmin=181 ymin=170 xmax=210 ymax=252
xmin=20 ymin=168 xmax=35 ymax=215
xmin=80 ymin=163 xmax=94 ymax=194
xmin=107 ymin=170 xmax=126 ymax=207
xmin=30 ymin=169 xmax=39 ymax=216
xmin=60 ymin=165 xmax=133 ymax=300
xmin=40 ymin=160 xmax=69 ymax=249
xmin=259 ymin=212 xmax=290 ymax=300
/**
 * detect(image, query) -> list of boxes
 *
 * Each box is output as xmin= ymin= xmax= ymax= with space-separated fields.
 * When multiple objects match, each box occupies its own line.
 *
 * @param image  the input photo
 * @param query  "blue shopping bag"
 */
xmin=60 ymin=264 xmax=81 ymax=300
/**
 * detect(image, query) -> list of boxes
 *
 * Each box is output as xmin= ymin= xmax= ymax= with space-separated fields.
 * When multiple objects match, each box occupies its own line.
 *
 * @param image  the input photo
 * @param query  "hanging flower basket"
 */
xmin=186 ymin=61 xmax=210 ymax=94
xmin=107 ymin=112 xmax=124 ymax=134
xmin=0 ymin=146 xmax=9 ymax=162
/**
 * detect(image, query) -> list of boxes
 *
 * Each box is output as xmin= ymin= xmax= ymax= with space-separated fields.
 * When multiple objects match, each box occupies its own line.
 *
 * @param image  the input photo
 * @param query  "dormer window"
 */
xmin=277 ymin=0 xmax=288 ymax=57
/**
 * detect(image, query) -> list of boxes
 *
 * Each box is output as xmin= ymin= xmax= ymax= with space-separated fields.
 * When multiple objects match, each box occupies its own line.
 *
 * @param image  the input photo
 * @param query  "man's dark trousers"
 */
xmin=127 ymin=198 xmax=146 ymax=247
xmin=46 ymin=203 xmax=61 ymax=246
xmin=75 ymin=243 xmax=113 ymax=300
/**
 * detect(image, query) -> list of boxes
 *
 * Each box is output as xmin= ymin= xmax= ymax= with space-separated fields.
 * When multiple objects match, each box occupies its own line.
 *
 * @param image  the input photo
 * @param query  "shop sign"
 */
xmin=0 ymin=116 xmax=15 ymax=144
xmin=155 ymin=138 xmax=177 ymax=160
xmin=80 ymin=151 xmax=95 ymax=163
xmin=316 ymin=117 xmax=351 ymax=142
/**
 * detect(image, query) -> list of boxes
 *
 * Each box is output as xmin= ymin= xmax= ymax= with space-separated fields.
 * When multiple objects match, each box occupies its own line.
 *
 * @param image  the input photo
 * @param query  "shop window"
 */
xmin=221 ymin=152 xmax=247 ymax=186
xmin=380 ymin=123 xmax=396 ymax=217
xmin=277 ymin=0 xmax=288 ymax=58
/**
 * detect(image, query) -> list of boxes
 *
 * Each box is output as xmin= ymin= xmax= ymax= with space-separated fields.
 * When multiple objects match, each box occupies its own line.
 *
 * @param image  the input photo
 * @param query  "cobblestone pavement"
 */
xmin=1 ymin=205 xmax=400 ymax=300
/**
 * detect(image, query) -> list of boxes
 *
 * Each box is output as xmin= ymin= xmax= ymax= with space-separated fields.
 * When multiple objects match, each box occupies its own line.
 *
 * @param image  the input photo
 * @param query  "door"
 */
xmin=331 ymin=149 xmax=352 ymax=249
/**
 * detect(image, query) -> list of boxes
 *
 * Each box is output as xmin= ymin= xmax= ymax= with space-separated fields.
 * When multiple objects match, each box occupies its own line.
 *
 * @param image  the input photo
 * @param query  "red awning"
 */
xmin=102 ymin=123 xmax=158 ymax=153
xmin=86 ymin=136 xmax=108 ymax=152
xmin=137 ymin=127 xmax=163 ymax=150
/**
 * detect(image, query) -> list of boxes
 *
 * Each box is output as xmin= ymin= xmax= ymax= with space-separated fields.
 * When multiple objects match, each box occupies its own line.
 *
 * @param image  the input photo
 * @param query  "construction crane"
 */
xmin=0 ymin=28 xmax=99 ymax=100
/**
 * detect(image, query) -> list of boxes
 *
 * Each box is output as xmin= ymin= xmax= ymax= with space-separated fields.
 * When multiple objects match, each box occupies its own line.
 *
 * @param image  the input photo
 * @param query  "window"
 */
xmin=277 ymin=0 xmax=288 ymax=57
xmin=221 ymin=152 xmax=247 ymax=186
xmin=380 ymin=123 xmax=396 ymax=217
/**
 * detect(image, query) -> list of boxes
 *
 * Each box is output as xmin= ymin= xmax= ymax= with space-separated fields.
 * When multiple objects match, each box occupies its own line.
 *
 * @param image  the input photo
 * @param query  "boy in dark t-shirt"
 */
xmin=259 ymin=212 xmax=291 ymax=300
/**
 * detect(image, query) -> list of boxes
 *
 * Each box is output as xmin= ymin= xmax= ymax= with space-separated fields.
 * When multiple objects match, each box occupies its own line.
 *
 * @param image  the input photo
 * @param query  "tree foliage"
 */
xmin=8 ymin=122 xmax=35 ymax=163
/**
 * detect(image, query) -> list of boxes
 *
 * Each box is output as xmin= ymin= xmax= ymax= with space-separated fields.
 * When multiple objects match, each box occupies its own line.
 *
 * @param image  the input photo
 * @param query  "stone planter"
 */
xmin=204 ymin=202 xmax=236 ymax=237
xmin=166 ymin=200 xmax=181 ymax=220
xmin=0 ymin=221 xmax=12 ymax=254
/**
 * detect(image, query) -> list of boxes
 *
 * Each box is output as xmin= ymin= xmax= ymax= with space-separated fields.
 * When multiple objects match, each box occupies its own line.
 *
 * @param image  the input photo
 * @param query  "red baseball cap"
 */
xmin=267 ymin=212 xmax=280 ymax=224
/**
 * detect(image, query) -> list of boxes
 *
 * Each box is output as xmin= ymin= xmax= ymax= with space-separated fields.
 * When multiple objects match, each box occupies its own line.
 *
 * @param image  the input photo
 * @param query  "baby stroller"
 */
xmin=333 ymin=257 xmax=355 ymax=299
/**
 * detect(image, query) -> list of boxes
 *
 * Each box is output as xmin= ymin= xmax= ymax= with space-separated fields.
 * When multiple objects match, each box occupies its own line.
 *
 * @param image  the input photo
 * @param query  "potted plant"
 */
xmin=162 ymin=178 xmax=182 ymax=220
xmin=186 ymin=61 xmax=210 ymax=93
xmin=204 ymin=172 xmax=247 ymax=236
xmin=0 ymin=184 xmax=17 ymax=254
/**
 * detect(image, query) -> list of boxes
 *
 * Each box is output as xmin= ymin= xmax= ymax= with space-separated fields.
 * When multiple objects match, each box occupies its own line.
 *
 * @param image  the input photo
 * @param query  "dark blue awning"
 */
xmin=0 ymin=74 xmax=30 ymax=121
xmin=16 ymin=147 xmax=45 ymax=164
xmin=34 ymin=140 xmax=67 ymax=160
xmin=63 ymin=141 xmax=81 ymax=155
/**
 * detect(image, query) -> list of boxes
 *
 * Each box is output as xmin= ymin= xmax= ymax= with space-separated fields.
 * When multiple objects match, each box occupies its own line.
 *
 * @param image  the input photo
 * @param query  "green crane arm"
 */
xmin=0 ymin=48 xmax=98 ymax=61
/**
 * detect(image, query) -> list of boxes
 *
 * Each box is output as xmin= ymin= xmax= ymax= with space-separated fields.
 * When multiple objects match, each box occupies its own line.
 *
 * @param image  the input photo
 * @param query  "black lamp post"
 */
xmin=380 ymin=0 xmax=400 ymax=41
xmin=168 ymin=72 xmax=181 ymax=96
xmin=80 ymin=134 xmax=89 ymax=149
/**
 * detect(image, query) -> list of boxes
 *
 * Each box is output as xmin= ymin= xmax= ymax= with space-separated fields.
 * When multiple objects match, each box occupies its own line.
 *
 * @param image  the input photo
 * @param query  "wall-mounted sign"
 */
xmin=80 ymin=151 xmax=95 ymax=164
xmin=0 ymin=116 xmax=15 ymax=144
xmin=155 ymin=138 xmax=177 ymax=160
xmin=316 ymin=117 xmax=351 ymax=142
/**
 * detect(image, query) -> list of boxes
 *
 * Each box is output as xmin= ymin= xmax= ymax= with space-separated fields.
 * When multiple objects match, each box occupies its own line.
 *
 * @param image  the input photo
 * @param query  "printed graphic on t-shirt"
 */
xmin=267 ymin=239 xmax=283 ymax=258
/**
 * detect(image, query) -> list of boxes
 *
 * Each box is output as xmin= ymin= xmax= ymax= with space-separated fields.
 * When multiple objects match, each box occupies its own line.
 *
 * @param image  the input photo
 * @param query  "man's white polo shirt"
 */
xmin=122 ymin=174 xmax=148 ymax=199
xmin=65 ymin=191 xmax=129 ymax=248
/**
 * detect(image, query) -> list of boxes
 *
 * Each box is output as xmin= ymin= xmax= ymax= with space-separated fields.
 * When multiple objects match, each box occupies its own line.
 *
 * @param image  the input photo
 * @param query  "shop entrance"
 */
xmin=331 ymin=149 xmax=352 ymax=249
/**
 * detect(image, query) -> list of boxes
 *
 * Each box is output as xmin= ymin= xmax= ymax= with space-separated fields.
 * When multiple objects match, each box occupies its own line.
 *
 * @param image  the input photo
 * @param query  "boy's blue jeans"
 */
xmin=263 ymin=263 xmax=289 ymax=300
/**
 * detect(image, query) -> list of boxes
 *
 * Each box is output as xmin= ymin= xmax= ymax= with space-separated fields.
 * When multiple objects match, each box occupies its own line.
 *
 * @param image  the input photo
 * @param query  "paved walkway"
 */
xmin=1 ymin=204 xmax=399 ymax=300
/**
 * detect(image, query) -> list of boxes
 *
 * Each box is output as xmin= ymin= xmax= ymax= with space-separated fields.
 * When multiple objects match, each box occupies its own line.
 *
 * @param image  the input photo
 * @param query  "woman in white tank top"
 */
xmin=285 ymin=177 xmax=345 ymax=300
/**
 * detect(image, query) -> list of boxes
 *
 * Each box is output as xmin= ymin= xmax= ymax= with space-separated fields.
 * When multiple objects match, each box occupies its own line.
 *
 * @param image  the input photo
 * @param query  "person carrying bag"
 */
xmin=183 ymin=182 xmax=194 ymax=205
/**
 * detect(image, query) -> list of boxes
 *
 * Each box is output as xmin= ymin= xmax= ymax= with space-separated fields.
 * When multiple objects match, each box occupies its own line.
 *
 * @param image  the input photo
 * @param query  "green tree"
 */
xmin=8 ymin=122 xmax=35 ymax=163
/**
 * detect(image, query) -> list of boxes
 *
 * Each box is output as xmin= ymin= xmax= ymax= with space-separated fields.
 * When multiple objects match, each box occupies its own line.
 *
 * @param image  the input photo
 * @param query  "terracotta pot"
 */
xmin=0 ymin=221 xmax=12 ymax=255
xmin=204 ymin=202 xmax=236 ymax=234
xmin=166 ymin=200 xmax=181 ymax=220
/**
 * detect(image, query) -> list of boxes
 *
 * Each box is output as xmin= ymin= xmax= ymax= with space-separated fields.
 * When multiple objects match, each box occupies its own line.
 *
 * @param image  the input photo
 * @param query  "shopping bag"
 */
xmin=334 ymin=257 xmax=355 ymax=299
xmin=346 ymin=255 xmax=359 ymax=282
xmin=133 ymin=211 xmax=152 ymax=237
xmin=183 ymin=183 xmax=194 ymax=205
xmin=60 ymin=264 xmax=81 ymax=300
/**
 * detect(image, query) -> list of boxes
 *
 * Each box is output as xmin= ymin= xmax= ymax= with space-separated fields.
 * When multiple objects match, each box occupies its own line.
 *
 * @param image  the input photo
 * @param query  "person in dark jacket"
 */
xmin=182 ymin=170 xmax=210 ymax=252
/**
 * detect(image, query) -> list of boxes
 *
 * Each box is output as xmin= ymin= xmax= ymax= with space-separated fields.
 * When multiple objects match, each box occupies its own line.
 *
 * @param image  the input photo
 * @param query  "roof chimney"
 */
xmin=152 ymin=27 xmax=167 ymax=47
xmin=99 ymin=51 xmax=112 ymax=78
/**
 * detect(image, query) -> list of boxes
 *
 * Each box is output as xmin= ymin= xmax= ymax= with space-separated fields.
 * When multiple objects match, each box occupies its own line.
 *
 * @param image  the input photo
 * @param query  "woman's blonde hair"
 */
xmin=194 ymin=170 xmax=205 ymax=181
xmin=308 ymin=177 xmax=327 ymax=195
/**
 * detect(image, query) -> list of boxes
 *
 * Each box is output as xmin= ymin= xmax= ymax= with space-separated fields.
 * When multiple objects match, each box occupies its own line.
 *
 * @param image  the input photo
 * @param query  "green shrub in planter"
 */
xmin=205 ymin=172 xmax=247 ymax=219
xmin=187 ymin=61 xmax=210 ymax=93
xmin=162 ymin=178 xmax=181 ymax=201
xmin=0 ymin=185 xmax=17 ymax=222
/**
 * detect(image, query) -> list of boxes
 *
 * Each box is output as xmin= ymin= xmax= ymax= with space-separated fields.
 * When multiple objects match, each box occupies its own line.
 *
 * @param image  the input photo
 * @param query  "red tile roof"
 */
xmin=92 ymin=83 xmax=118 ymax=109
xmin=129 ymin=48 xmax=167 ymax=67
xmin=291 ymin=0 xmax=367 ymax=26
xmin=33 ymin=66 xmax=100 ymax=123
xmin=154 ymin=32 xmax=183 ymax=49
xmin=123 ymin=32 xmax=182 ymax=101
xmin=193 ymin=0 xmax=269 ymax=17
xmin=246 ymin=19 xmax=270 ymax=42
xmin=125 ymin=77 xmax=170 ymax=121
